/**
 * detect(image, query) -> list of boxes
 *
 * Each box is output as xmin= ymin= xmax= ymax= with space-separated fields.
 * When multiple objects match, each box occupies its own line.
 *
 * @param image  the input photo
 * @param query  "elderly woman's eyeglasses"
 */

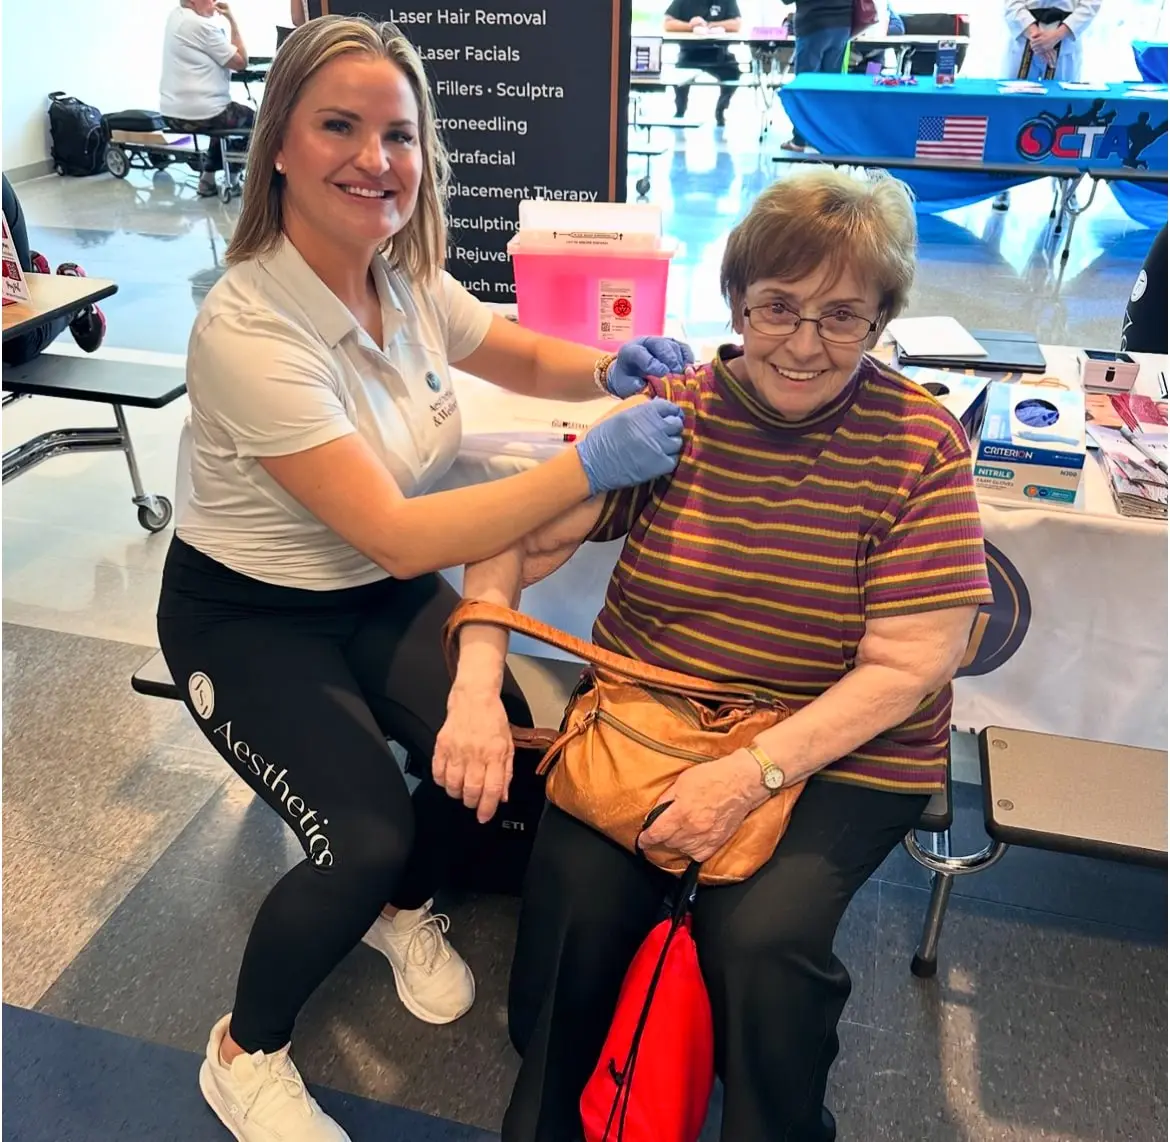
xmin=744 ymin=302 xmax=877 ymax=345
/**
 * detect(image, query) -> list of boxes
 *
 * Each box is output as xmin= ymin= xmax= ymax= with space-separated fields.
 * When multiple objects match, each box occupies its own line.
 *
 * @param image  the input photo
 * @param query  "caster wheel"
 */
xmin=910 ymin=953 xmax=937 ymax=979
xmin=219 ymin=181 xmax=232 ymax=203
xmin=137 ymin=496 xmax=173 ymax=533
xmin=635 ymin=176 xmax=651 ymax=196
xmin=54 ymin=162 xmax=66 ymax=177
xmin=105 ymin=145 xmax=129 ymax=178
xmin=149 ymin=153 xmax=172 ymax=170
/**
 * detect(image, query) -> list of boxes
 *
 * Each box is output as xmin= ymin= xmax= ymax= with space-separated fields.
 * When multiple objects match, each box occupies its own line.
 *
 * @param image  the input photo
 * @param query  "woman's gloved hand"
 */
xmin=606 ymin=336 xmax=697 ymax=398
xmin=575 ymin=399 xmax=684 ymax=495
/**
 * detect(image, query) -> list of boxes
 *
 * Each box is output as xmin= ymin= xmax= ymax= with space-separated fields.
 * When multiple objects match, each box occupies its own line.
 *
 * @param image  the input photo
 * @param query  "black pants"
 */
xmin=162 ymin=101 xmax=254 ymax=173
xmin=674 ymin=55 xmax=739 ymax=120
xmin=1121 ymin=223 xmax=1167 ymax=355
xmin=502 ymin=783 xmax=928 ymax=1142
xmin=156 ymin=537 xmax=535 ymax=1053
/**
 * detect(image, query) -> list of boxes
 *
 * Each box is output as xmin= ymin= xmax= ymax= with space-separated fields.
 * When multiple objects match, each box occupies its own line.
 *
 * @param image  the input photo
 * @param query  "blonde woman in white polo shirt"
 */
xmin=157 ymin=16 xmax=689 ymax=1142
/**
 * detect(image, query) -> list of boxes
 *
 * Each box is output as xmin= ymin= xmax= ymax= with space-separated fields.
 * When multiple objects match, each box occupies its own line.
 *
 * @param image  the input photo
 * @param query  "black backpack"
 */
xmin=47 ymin=92 xmax=106 ymax=177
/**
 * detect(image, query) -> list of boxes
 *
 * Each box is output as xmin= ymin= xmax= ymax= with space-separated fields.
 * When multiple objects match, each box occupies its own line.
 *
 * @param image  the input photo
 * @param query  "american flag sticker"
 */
xmin=914 ymin=115 xmax=988 ymax=161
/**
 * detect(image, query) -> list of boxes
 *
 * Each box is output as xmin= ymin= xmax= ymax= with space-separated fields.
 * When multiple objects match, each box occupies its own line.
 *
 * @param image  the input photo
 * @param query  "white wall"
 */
xmin=1 ymin=0 xmax=288 ymax=176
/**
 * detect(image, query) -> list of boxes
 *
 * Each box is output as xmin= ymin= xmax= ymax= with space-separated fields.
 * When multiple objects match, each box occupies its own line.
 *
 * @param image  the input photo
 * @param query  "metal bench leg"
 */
xmin=902 ymin=827 xmax=1009 ymax=979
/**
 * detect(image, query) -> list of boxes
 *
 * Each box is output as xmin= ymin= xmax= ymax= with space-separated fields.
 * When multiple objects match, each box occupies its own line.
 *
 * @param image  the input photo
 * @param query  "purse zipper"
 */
xmin=594 ymin=709 xmax=714 ymax=764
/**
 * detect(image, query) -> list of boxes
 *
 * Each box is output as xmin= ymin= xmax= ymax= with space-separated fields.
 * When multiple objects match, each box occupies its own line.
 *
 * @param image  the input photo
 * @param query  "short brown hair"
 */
xmin=720 ymin=169 xmax=917 ymax=326
xmin=226 ymin=16 xmax=449 ymax=280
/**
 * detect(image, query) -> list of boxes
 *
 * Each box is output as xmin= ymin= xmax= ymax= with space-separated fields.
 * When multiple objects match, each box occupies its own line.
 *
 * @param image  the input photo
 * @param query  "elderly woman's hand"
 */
xmin=433 ymin=684 xmax=514 ymax=824
xmin=638 ymin=751 xmax=768 ymax=863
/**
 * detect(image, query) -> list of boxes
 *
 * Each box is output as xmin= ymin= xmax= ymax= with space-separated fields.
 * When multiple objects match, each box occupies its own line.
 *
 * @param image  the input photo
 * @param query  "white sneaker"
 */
xmin=198 ymin=1014 xmax=350 ymax=1141
xmin=362 ymin=901 xmax=475 ymax=1025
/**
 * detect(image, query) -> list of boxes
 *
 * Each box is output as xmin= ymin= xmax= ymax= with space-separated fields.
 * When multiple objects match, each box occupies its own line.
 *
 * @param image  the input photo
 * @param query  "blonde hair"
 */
xmin=226 ymin=15 xmax=449 ymax=279
xmin=721 ymin=169 xmax=917 ymax=327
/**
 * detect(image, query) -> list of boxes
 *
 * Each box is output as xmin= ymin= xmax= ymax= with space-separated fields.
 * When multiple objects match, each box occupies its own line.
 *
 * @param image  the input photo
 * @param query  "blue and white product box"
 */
xmin=905 ymin=368 xmax=990 ymax=439
xmin=935 ymin=39 xmax=957 ymax=85
xmin=973 ymin=384 xmax=1086 ymax=505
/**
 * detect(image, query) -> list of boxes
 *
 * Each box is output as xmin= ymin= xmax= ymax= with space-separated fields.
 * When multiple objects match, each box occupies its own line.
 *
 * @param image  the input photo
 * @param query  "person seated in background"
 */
xmin=1121 ymin=223 xmax=1167 ymax=355
xmin=2 ymin=174 xmax=105 ymax=366
xmin=437 ymin=170 xmax=993 ymax=1142
xmin=664 ymin=1 xmax=742 ymax=126
xmin=159 ymin=0 xmax=252 ymax=197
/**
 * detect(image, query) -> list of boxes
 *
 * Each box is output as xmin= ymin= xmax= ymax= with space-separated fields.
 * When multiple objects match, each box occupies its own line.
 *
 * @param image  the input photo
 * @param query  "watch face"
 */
xmin=764 ymin=767 xmax=785 ymax=790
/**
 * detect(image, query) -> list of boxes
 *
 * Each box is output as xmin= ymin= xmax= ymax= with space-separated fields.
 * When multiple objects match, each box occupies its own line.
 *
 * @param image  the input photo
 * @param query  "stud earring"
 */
xmin=275 ymin=162 xmax=285 ymax=173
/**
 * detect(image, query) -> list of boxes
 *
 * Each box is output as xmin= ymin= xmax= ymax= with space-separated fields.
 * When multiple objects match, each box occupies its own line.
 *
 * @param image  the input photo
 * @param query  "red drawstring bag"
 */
xmin=581 ymin=859 xmax=714 ymax=1142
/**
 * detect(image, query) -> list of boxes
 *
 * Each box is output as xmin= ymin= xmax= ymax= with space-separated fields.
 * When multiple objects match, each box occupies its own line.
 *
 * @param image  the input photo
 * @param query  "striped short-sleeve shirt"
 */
xmin=587 ymin=347 xmax=994 ymax=794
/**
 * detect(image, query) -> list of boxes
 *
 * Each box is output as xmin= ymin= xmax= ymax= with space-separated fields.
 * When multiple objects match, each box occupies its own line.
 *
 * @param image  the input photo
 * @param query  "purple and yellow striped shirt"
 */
xmin=587 ymin=347 xmax=993 ymax=794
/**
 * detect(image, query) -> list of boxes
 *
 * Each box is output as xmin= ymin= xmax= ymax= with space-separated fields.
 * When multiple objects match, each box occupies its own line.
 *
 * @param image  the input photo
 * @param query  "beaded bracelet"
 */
xmin=593 ymin=352 xmax=618 ymax=395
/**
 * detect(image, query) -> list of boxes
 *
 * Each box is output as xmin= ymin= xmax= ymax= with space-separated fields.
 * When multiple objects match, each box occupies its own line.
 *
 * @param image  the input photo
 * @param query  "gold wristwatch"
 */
xmin=746 ymin=741 xmax=786 ymax=793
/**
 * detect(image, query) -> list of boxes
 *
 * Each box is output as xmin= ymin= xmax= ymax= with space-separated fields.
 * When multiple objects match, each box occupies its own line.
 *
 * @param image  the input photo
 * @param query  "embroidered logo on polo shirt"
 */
xmin=425 ymin=371 xmax=442 ymax=392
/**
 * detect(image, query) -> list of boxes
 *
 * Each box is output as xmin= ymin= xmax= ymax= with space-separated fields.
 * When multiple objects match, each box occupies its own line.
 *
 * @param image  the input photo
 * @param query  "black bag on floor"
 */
xmin=48 ymin=91 xmax=107 ymax=177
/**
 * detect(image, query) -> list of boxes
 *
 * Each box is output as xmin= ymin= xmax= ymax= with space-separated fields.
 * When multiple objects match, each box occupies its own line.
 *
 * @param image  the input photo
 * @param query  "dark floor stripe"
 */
xmin=2 ymin=1005 xmax=497 ymax=1142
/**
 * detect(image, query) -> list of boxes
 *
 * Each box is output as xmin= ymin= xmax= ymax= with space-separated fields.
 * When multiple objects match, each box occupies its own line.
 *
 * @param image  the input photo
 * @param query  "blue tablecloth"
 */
xmin=780 ymin=75 xmax=1168 ymax=227
xmin=1133 ymin=40 xmax=1168 ymax=84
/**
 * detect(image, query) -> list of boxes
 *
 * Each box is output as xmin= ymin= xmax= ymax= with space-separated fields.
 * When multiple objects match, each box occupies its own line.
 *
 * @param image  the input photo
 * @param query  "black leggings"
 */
xmin=503 ymin=783 xmax=928 ymax=1142
xmin=157 ymin=537 xmax=534 ymax=1053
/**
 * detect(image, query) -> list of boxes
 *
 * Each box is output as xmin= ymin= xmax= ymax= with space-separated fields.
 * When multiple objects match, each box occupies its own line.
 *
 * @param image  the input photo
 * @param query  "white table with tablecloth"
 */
xmin=435 ymin=343 xmax=1169 ymax=753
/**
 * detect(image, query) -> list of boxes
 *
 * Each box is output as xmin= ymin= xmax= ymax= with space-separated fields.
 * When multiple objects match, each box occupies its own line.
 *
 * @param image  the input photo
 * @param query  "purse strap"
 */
xmin=442 ymin=599 xmax=770 ymax=704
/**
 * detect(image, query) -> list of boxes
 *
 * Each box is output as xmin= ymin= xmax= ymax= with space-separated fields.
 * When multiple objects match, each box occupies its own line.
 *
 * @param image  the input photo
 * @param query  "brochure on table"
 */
xmin=2 ymin=218 xmax=29 ymax=306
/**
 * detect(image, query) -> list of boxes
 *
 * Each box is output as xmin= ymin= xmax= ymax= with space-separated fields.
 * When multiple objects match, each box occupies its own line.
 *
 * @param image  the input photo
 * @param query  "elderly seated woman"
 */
xmin=436 ymin=169 xmax=993 ymax=1142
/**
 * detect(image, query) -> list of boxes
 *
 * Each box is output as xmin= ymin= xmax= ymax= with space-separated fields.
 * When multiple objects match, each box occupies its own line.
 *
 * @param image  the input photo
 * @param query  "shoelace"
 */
xmin=404 ymin=911 xmax=453 ymax=973
xmin=241 ymin=1050 xmax=311 ymax=1122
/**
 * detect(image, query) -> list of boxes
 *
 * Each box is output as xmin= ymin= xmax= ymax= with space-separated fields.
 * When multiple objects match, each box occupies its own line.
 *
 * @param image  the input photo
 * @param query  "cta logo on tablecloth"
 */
xmin=955 ymin=540 xmax=1031 ymax=678
xmin=1016 ymin=102 xmax=1167 ymax=169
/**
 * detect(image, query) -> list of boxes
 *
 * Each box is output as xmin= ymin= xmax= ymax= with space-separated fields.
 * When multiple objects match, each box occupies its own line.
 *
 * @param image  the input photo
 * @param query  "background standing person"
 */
xmin=1003 ymin=0 xmax=1103 ymax=81
xmin=780 ymin=0 xmax=854 ymax=152
xmin=993 ymin=0 xmax=1102 ymax=208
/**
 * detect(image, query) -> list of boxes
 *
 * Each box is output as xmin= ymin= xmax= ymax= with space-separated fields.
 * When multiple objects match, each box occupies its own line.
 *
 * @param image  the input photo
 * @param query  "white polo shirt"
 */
xmin=178 ymin=237 xmax=492 ymax=589
xmin=159 ymin=6 xmax=235 ymax=120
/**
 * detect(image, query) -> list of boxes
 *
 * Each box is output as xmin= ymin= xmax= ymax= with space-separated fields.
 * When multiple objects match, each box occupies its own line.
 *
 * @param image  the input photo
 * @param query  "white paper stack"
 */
xmin=887 ymin=316 xmax=987 ymax=359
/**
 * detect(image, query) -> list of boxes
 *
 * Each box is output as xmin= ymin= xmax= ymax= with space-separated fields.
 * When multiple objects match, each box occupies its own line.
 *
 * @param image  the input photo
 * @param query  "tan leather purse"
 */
xmin=442 ymin=600 xmax=806 ymax=887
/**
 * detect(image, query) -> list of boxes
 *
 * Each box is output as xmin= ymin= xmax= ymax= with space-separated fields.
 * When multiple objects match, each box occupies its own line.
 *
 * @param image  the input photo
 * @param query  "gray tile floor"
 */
xmin=2 ymin=115 xmax=1165 ymax=1141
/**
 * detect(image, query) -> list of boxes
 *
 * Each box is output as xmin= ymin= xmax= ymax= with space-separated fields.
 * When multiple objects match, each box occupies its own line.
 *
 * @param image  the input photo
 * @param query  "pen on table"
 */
xmin=1120 ymin=425 xmax=1169 ymax=473
xmin=1159 ymin=371 xmax=1167 ymax=400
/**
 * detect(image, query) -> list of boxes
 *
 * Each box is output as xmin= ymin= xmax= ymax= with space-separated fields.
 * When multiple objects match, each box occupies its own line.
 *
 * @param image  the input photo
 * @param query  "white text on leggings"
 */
xmin=212 ymin=720 xmax=334 ymax=868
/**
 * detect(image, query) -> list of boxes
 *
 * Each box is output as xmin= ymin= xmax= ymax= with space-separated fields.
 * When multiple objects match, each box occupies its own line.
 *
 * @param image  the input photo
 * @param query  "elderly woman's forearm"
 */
xmin=452 ymin=547 xmax=524 ymax=695
xmin=753 ymin=664 xmax=940 ymax=786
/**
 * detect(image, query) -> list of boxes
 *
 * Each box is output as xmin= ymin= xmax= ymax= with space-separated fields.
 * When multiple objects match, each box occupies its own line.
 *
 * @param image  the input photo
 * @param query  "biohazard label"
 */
xmin=599 ymin=279 xmax=634 ymax=341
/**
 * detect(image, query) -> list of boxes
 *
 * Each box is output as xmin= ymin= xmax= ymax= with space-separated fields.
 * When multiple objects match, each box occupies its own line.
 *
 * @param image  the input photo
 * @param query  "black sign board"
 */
xmin=322 ymin=2 xmax=632 ymax=301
